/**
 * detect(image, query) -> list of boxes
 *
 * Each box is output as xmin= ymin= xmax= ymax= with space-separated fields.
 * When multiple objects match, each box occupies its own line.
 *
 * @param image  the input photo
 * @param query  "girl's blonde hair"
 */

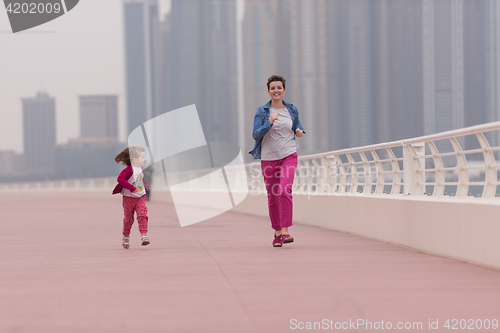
xmin=114 ymin=145 xmax=145 ymax=166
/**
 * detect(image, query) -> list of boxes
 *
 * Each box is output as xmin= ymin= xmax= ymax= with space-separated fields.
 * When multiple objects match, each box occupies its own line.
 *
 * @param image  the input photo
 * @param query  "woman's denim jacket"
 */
xmin=249 ymin=100 xmax=305 ymax=159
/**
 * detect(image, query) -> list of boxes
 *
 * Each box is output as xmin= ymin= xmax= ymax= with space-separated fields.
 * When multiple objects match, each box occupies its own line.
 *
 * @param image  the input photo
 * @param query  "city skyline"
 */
xmin=0 ymin=0 xmax=173 ymax=153
xmin=2 ymin=0 xmax=499 ymax=160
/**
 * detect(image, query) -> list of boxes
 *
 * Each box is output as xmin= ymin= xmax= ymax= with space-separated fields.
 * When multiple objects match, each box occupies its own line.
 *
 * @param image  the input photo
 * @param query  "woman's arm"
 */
xmin=252 ymin=109 xmax=272 ymax=141
xmin=292 ymin=106 xmax=306 ymax=135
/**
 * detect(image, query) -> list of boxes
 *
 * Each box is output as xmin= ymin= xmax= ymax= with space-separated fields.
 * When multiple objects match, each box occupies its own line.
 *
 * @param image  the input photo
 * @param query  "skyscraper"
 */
xmin=22 ymin=91 xmax=56 ymax=175
xmin=326 ymin=0 xmax=347 ymax=151
xmin=463 ymin=0 xmax=487 ymax=151
xmin=79 ymin=95 xmax=118 ymax=139
xmin=326 ymin=0 xmax=375 ymax=150
xmin=384 ymin=0 xmax=424 ymax=143
xmin=287 ymin=0 xmax=329 ymax=153
xmin=423 ymin=0 xmax=464 ymax=153
xmin=159 ymin=13 xmax=171 ymax=115
xmin=123 ymin=0 xmax=161 ymax=135
xmin=169 ymin=0 xmax=239 ymax=145
xmin=346 ymin=0 xmax=374 ymax=148
xmin=0 ymin=150 xmax=24 ymax=177
xmin=483 ymin=0 xmax=500 ymax=149
xmin=243 ymin=0 xmax=330 ymax=155
xmin=242 ymin=0 xmax=280 ymax=159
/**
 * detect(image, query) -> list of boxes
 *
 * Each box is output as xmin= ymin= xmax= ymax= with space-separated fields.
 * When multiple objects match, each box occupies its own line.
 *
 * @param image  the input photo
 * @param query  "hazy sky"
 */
xmin=0 ymin=0 xmax=172 ymax=153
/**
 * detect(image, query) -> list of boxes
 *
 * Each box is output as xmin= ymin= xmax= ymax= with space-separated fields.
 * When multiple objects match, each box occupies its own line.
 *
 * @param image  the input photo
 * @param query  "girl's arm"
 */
xmin=117 ymin=167 xmax=136 ymax=192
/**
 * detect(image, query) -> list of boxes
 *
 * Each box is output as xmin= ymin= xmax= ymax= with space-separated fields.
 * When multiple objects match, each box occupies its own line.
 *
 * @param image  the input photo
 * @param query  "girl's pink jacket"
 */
xmin=112 ymin=165 xmax=151 ymax=195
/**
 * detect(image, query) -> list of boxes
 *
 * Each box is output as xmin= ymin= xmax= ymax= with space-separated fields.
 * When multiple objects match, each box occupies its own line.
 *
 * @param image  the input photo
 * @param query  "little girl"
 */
xmin=112 ymin=145 xmax=151 ymax=249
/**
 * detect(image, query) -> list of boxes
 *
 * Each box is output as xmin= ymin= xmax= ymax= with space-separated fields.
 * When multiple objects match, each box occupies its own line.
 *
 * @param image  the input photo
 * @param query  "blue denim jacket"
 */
xmin=249 ymin=100 xmax=306 ymax=159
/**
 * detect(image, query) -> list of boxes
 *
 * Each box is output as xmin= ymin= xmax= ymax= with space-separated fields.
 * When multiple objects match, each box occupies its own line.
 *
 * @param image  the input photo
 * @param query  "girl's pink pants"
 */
xmin=122 ymin=195 xmax=148 ymax=236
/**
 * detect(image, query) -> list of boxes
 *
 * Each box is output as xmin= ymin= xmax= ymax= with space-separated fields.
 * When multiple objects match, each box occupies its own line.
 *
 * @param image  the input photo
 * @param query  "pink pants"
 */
xmin=261 ymin=152 xmax=298 ymax=231
xmin=122 ymin=195 xmax=148 ymax=236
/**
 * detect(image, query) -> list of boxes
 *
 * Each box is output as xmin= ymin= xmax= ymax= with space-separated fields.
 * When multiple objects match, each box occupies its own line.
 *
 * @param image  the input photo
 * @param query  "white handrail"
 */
xmin=247 ymin=121 xmax=500 ymax=198
xmin=0 ymin=177 xmax=117 ymax=192
xmin=3 ymin=121 xmax=500 ymax=198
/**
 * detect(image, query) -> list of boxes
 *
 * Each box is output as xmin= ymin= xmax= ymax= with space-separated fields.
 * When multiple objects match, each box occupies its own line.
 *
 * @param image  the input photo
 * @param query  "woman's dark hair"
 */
xmin=267 ymin=75 xmax=286 ymax=90
xmin=114 ymin=145 xmax=145 ymax=166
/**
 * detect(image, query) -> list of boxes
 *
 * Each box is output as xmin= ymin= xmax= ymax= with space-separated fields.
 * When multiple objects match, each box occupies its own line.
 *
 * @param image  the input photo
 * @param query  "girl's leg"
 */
xmin=122 ymin=196 xmax=136 ymax=236
xmin=136 ymin=195 xmax=149 ymax=235
xmin=279 ymin=153 xmax=298 ymax=229
xmin=261 ymin=160 xmax=282 ymax=232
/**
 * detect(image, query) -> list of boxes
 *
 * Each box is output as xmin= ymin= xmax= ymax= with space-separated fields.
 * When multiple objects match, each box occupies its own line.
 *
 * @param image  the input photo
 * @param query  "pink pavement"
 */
xmin=1 ymin=194 xmax=499 ymax=333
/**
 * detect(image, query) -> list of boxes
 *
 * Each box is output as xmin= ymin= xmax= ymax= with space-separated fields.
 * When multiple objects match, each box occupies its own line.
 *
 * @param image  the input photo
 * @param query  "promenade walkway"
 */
xmin=1 ymin=194 xmax=499 ymax=333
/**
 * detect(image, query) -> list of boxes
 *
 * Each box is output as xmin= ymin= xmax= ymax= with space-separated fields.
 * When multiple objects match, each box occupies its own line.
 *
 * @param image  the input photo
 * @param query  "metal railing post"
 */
xmin=403 ymin=142 xmax=425 ymax=195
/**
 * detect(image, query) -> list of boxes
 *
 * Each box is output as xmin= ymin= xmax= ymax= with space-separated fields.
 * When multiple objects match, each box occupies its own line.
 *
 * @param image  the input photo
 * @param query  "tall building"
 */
xmin=243 ymin=0 xmax=329 ymax=155
xmin=326 ymin=0 xmax=424 ymax=150
xmin=483 ymin=0 xmax=500 ymax=149
xmin=56 ymin=96 xmax=122 ymax=180
xmin=55 ymin=138 xmax=123 ymax=179
xmin=0 ymin=150 xmax=24 ymax=177
xmin=22 ymin=91 xmax=56 ymax=175
xmin=287 ymin=0 xmax=329 ymax=153
xmin=169 ymin=0 xmax=239 ymax=145
xmin=344 ymin=0 xmax=374 ymax=148
xmin=326 ymin=0 xmax=346 ymax=151
xmin=242 ymin=0 xmax=280 ymax=159
xmin=159 ymin=13 xmax=171 ymax=115
xmin=242 ymin=0 xmax=499 ymax=157
xmin=384 ymin=0 xmax=424 ymax=142
xmin=79 ymin=95 xmax=118 ymax=139
xmin=370 ymin=0 xmax=390 ymax=145
xmin=123 ymin=0 xmax=161 ymax=135
xmin=423 ymin=0 xmax=464 ymax=154
xmin=463 ymin=0 xmax=487 ymax=151
xmin=326 ymin=0 xmax=375 ymax=150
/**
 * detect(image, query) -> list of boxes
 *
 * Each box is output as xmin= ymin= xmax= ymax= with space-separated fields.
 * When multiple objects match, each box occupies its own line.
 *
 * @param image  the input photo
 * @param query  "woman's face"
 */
xmin=268 ymin=81 xmax=286 ymax=102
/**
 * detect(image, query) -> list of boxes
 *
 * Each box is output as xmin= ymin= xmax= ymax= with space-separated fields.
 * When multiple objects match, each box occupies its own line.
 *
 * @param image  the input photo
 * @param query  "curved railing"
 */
xmin=245 ymin=121 xmax=500 ymax=198
xmin=3 ymin=121 xmax=500 ymax=199
xmin=0 ymin=177 xmax=117 ymax=192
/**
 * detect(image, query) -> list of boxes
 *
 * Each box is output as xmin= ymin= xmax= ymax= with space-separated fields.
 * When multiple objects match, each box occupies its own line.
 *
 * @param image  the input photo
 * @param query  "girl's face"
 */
xmin=132 ymin=152 xmax=145 ymax=167
xmin=268 ymin=81 xmax=286 ymax=102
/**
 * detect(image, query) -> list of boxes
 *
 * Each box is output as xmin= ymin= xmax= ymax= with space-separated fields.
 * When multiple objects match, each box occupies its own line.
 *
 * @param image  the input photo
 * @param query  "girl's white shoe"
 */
xmin=141 ymin=236 xmax=150 ymax=246
xmin=122 ymin=236 xmax=130 ymax=249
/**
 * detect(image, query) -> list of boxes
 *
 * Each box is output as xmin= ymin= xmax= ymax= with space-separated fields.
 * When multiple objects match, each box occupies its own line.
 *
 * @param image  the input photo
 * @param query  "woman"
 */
xmin=249 ymin=75 xmax=305 ymax=247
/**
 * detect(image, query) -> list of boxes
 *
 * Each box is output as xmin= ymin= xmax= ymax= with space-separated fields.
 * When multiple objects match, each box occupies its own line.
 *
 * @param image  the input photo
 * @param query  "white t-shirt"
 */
xmin=261 ymin=107 xmax=297 ymax=161
xmin=121 ymin=166 xmax=146 ymax=198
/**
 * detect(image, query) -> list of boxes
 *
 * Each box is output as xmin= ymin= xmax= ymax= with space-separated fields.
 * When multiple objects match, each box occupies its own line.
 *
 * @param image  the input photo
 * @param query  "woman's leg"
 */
xmin=261 ymin=159 xmax=282 ymax=232
xmin=279 ymin=153 xmax=298 ymax=229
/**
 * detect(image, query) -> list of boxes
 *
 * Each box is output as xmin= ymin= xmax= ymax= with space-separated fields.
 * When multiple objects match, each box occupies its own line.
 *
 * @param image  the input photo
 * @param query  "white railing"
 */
xmin=247 ymin=121 xmax=500 ymax=198
xmin=0 ymin=177 xmax=116 ymax=192
xmin=3 ymin=121 xmax=500 ymax=198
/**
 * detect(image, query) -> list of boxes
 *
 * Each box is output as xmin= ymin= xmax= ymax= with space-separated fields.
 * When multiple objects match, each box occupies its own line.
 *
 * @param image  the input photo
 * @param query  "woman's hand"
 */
xmin=296 ymin=128 xmax=304 ymax=137
xmin=269 ymin=113 xmax=279 ymax=125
